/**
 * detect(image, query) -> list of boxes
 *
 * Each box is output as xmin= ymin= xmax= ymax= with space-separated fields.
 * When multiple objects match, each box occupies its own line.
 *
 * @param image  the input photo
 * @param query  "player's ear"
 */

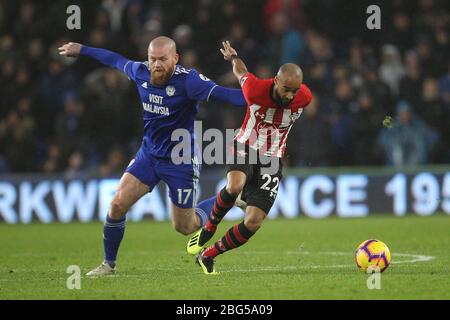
xmin=174 ymin=53 xmax=179 ymax=64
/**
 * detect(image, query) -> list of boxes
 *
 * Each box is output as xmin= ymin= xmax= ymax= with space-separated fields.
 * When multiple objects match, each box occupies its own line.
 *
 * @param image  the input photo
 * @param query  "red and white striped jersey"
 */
xmin=235 ymin=72 xmax=313 ymax=157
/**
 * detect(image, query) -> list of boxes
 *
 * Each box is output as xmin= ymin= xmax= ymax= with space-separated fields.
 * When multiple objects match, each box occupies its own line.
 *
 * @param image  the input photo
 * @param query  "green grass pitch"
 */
xmin=0 ymin=215 xmax=449 ymax=299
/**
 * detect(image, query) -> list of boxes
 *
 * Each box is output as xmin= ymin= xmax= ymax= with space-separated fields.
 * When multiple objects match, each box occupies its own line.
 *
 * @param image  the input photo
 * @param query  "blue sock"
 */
xmin=195 ymin=196 xmax=216 ymax=227
xmin=103 ymin=215 xmax=126 ymax=267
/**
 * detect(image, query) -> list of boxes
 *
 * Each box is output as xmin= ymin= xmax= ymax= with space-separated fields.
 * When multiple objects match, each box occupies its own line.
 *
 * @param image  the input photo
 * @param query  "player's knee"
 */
xmin=226 ymin=181 xmax=245 ymax=197
xmin=109 ymin=200 xmax=128 ymax=219
xmin=173 ymin=221 xmax=194 ymax=235
xmin=244 ymin=216 xmax=264 ymax=233
xmin=174 ymin=225 xmax=192 ymax=236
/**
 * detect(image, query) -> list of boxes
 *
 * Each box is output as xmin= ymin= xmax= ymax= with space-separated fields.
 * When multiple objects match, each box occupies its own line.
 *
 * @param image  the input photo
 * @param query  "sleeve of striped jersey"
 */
xmin=185 ymin=69 xmax=218 ymax=101
xmin=239 ymin=72 xmax=257 ymax=103
xmin=80 ymin=45 xmax=140 ymax=80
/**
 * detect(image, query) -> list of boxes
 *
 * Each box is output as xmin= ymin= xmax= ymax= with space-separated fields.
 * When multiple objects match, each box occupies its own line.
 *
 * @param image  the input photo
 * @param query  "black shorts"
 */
xmin=226 ymin=142 xmax=283 ymax=214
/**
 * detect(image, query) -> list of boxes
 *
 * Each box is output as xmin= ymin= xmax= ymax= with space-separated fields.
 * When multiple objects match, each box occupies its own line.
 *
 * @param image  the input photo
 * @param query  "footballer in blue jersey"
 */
xmin=59 ymin=37 xmax=246 ymax=276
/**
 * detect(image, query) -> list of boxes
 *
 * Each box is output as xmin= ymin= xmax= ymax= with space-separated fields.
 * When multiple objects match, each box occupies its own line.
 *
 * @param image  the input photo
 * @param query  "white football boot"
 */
xmin=86 ymin=262 xmax=115 ymax=276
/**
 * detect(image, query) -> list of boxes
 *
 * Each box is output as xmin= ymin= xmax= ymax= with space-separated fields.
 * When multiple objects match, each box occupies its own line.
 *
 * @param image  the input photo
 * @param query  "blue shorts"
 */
xmin=125 ymin=148 xmax=201 ymax=208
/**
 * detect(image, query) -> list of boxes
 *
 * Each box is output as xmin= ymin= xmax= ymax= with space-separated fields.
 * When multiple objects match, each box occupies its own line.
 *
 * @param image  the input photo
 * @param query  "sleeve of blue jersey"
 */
xmin=185 ymin=69 xmax=218 ymax=101
xmin=80 ymin=45 xmax=141 ymax=80
xmin=209 ymin=86 xmax=247 ymax=107
xmin=185 ymin=69 xmax=246 ymax=106
xmin=122 ymin=60 xmax=143 ymax=81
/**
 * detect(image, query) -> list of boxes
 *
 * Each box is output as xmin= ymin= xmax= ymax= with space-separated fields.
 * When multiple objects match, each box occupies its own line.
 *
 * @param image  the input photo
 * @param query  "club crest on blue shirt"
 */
xmin=166 ymin=85 xmax=176 ymax=96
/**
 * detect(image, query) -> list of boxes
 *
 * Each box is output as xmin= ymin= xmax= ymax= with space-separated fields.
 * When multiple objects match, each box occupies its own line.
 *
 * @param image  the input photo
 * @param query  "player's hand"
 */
xmin=220 ymin=40 xmax=238 ymax=61
xmin=58 ymin=42 xmax=82 ymax=57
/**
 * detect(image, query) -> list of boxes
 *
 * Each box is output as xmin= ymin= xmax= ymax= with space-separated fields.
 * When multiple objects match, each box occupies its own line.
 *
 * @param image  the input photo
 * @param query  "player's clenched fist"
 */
xmin=220 ymin=40 xmax=238 ymax=61
xmin=58 ymin=42 xmax=82 ymax=57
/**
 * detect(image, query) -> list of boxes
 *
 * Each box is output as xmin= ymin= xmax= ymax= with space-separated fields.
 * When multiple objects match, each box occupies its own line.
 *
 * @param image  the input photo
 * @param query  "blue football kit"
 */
xmin=80 ymin=45 xmax=245 ymax=208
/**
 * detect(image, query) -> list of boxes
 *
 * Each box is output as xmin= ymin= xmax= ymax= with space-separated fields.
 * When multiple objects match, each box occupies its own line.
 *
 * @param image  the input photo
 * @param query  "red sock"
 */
xmin=204 ymin=220 xmax=217 ymax=233
xmin=202 ymin=244 xmax=220 ymax=259
xmin=202 ymin=222 xmax=255 ymax=259
xmin=207 ymin=188 xmax=237 ymax=227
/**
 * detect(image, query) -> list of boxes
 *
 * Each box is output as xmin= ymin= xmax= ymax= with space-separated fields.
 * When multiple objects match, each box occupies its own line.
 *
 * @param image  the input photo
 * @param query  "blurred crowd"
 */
xmin=0 ymin=0 xmax=449 ymax=176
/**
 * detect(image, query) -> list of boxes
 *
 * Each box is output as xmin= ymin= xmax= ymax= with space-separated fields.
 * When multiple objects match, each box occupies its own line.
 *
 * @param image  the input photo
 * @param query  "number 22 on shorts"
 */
xmin=260 ymin=174 xmax=280 ymax=198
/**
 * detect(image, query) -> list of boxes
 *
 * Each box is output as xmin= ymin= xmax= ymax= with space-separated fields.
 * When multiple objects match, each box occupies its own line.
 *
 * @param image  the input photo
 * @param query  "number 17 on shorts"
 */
xmin=177 ymin=188 xmax=193 ymax=206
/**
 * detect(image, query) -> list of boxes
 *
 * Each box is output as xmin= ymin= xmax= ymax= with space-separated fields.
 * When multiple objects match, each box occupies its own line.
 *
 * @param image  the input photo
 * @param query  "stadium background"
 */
xmin=0 ymin=0 xmax=449 ymax=223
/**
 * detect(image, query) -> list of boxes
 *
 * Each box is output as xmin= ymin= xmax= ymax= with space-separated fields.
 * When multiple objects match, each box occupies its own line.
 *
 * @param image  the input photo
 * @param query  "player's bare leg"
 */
xmin=108 ymin=173 xmax=150 ymax=219
xmin=187 ymin=170 xmax=246 ymax=255
xmin=242 ymin=206 xmax=266 ymax=233
xmin=196 ymin=206 xmax=266 ymax=274
xmin=170 ymin=204 xmax=201 ymax=235
xmin=87 ymin=173 xmax=149 ymax=276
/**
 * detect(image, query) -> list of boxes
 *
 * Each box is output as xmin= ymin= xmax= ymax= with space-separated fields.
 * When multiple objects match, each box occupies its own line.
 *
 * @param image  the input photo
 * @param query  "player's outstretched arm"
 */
xmin=209 ymin=86 xmax=246 ymax=106
xmin=185 ymin=67 xmax=246 ymax=106
xmin=220 ymin=41 xmax=248 ymax=81
xmin=58 ymin=42 xmax=130 ymax=74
